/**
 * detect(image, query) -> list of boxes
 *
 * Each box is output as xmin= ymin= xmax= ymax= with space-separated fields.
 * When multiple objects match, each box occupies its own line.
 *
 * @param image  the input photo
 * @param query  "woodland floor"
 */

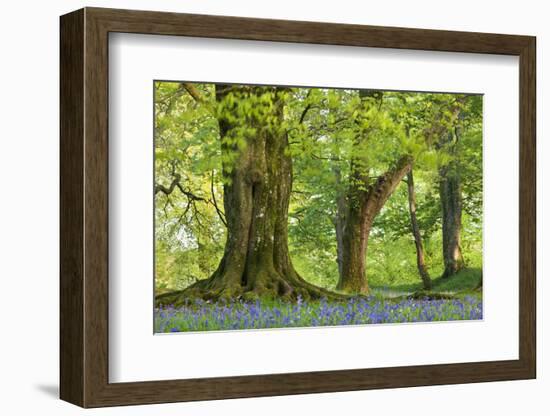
xmin=154 ymin=269 xmax=482 ymax=333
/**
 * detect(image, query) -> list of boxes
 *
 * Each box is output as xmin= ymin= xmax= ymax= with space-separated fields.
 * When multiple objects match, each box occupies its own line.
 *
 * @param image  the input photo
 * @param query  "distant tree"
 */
xmin=290 ymin=89 xmax=414 ymax=294
xmin=406 ymin=169 xmax=431 ymax=289
xmin=431 ymin=97 xmax=467 ymax=278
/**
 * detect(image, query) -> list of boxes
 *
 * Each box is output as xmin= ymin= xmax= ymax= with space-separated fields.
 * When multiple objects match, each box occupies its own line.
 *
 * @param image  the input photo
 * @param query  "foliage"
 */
xmin=154 ymin=82 xmax=225 ymax=292
xmin=153 ymin=81 xmax=483 ymax=329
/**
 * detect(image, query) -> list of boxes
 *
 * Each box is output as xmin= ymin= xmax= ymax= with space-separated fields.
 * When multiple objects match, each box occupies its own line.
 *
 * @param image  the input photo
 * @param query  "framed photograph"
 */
xmin=60 ymin=7 xmax=536 ymax=408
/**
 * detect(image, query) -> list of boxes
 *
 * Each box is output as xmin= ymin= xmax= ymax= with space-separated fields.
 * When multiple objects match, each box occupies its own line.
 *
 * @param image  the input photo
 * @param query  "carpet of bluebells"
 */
xmin=154 ymin=295 xmax=482 ymax=333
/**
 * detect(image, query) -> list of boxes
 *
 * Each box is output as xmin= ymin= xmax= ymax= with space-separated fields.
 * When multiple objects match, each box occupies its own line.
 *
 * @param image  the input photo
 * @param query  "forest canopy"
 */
xmin=154 ymin=81 xmax=482 ymax=317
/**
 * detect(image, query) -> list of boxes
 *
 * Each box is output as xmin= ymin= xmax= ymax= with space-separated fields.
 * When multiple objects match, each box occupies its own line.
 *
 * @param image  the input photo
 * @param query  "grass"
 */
xmin=370 ymin=268 xmax=482 ymax=297
xmin=155 ymin=269 xmax=483 ymax=333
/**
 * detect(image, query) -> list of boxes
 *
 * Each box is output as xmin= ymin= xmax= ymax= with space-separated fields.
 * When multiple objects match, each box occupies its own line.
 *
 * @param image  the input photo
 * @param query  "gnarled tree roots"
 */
xmin=155 ymin=268 xmax=350 ymax=308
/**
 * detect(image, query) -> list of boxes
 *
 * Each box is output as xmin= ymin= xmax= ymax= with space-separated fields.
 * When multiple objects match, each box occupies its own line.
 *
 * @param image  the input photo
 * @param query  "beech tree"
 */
xmin=438 ymin=127 xmax=465 ymax=278
xmin=437 ymin=96 xmax=483 ymax=278
xmin=154 ymin=82 xmax=483 ymax=303
xmin=157 ymin=84 xmax=338 ymax=305
xmin=335 ymin=91 xmax=413 ymax=294
xmin=432 ymin=98 xmax=466 ymax=278
xmin=337 ymin=154 xmax=412 ymax=293
xmin=290 ymin=89 xmax=415 ymax=294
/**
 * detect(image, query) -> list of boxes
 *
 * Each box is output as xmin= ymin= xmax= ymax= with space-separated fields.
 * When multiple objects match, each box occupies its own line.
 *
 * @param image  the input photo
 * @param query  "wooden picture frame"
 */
xmin=60 ymin=7 xmax=536 ymax=408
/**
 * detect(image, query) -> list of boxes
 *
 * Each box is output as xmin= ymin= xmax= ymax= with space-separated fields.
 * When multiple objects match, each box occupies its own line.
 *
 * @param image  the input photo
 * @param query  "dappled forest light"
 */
xmin=153 ymin=81 xmax=482 ymax=332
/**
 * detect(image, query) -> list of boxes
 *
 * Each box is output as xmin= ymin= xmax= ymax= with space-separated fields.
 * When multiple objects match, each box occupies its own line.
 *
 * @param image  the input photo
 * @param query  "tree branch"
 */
xmin=155 ymin=173 xmax=207 ymax=203
xmin=299 ymin=103 xmax=313 ymax=124
xmin=155 ymin=173 xmax=182 ymax=196
xmin=182 ymin=82 xmax=203 ymax=103
xmin=210 ymin=170 xmax=227 ymax=227
xmin=365 ymin=155 xmax=413 ymax=217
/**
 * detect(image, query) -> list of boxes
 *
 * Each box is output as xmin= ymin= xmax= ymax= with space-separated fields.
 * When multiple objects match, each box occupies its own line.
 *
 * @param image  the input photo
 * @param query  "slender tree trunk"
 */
xmin=406 ymin=170 xmax=432 ymax=290
xmin=157 ymin=85 xmax=342 ymax=306
xmin=333 ymin=166 xmax=347 ymax=286
xmin=439 ymin=129 xmax=465 ymax=278
xmin=338 ymin=155 xmax=413 ymax=294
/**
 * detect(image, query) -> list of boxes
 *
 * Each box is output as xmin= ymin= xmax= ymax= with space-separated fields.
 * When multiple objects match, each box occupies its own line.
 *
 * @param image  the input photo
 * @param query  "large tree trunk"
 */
xmin=406 ymin=170 xmax=432 ymax=290
xmin=157 ymin=85 xmax=341 ymax=306
xmin=439 ymin=129 xmax=465 ymax=278
xmin=338 ymin=155 xmax=413 ymax=294
xmin=439 ymin=163 xmax=464 ymax=278
xmin=427 ymin=98 xmax=466 ymax=279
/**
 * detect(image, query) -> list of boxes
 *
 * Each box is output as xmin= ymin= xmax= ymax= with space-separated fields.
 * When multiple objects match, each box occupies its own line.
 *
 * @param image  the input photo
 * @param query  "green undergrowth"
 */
xmin=369 ymin=268 xmax=482 ymax=299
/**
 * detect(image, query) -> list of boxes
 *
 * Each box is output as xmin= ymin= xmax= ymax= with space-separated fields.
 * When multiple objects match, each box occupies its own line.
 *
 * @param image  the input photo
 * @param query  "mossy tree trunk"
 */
xmin=335 ymin=90 xmax=414 ymax=294
xmin=429 ymin=98 xmax=466 ymax=279
xmin=157 ymin=85 xmax=341 ymax=306
xmin=439 ymin=162 xmax=465 ymax=278
xmin=338 ymin=155 xmax=413 ymax=294
xmin=439 ymin=130 xmax=465 ymax=278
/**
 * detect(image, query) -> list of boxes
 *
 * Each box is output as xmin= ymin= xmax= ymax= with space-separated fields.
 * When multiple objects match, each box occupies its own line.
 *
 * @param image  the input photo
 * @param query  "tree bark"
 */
xmin=333 ymin=166 xmax=347 ymax=286
xmin=439 ymin=129 xmax=465 ymax=278
xmin=406 ymin=170 xmax=432 ymax=290
xmin=197 ymin=238 xmax=209 ymax=276
xmin=338 ymin=155 xmax=413 ymax=294
xmin=157 ymin=85 xmax=343 ymax=306
xmin=426 ymin=98 xmax=466 ymax=279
